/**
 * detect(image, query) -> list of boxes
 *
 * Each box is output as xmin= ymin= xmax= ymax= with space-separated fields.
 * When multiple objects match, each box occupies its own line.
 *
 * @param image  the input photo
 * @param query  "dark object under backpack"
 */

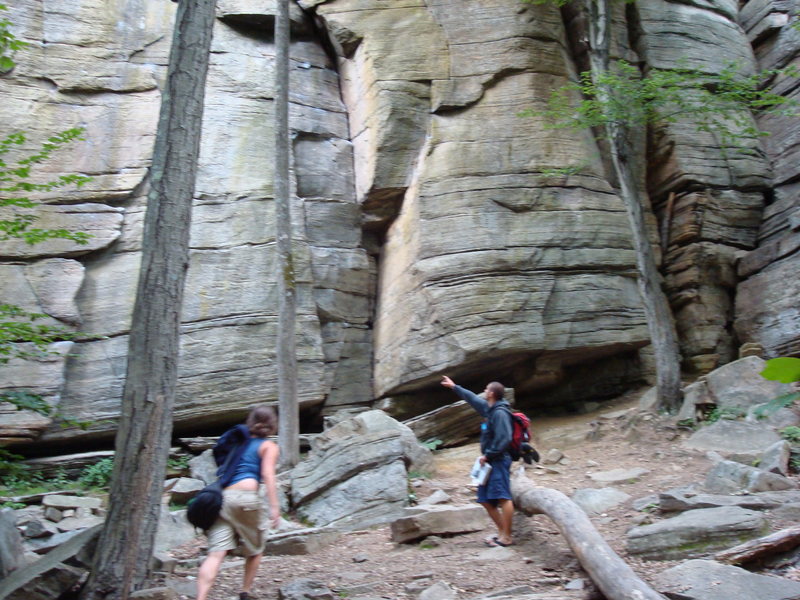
xmin=186 ymin=478 xmax=225 ymax=531
xmin=186 ymin=425 xmax=250 ymax=531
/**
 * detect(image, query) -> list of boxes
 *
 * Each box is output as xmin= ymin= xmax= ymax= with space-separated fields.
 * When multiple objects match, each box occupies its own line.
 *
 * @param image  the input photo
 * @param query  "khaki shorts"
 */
xmin=206 ymin=489 xmax=268 ymax=556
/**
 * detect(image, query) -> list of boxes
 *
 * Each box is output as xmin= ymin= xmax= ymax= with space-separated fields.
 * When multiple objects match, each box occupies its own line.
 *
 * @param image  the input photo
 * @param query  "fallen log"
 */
xmin=511 ymin=469 xmax=667 ymax=600
xmin=715 ymin=525 xmax=800 ymax=565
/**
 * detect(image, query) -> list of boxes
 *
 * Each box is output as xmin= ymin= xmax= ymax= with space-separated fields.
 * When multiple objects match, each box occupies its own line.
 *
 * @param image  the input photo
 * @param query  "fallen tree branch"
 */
xmin=715 ymin=525 xmax=800 ymax=565
xmin=511 ymin=469 xmax=667 ymax=600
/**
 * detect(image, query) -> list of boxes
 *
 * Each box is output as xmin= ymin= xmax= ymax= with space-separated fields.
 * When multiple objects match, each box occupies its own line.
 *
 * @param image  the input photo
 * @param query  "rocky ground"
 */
xmin=158 ymin=391 xmax=800 ymax=600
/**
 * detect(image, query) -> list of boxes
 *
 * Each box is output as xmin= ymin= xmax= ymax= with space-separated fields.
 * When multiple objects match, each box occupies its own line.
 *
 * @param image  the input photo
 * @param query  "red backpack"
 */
xmin=503 ymin=408 xmax=539 ymax=464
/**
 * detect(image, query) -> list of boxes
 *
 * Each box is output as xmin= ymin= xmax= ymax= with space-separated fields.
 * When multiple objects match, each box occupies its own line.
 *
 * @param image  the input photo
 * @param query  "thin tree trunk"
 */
xmin=80 ymin=2 xmax=215 ymax=598
xmin=585 ymin=0 xmax=683 ymax=412
xmin=274 ymin=0 xmax=299 ymax=469
xmin=512 ymin=471 xmax=668 ymax=600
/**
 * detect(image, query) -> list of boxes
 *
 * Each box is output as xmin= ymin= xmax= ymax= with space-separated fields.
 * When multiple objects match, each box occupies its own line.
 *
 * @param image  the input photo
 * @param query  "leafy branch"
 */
xmin=0 ymin=5 xmax=93 ymax=424
xmin=0 ymin=303 xmax=78 ymax=364
xmin=1 ymin=129 xmax=92 ymax=244
xmin=0 ymin=3 xmax=27 ymax=73
xmin=523 ymin=60 xmax=800 ymax=151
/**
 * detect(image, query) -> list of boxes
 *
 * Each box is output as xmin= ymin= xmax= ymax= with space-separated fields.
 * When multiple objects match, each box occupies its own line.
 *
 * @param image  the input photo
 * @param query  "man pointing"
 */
xmin=441 ymin=375 xmax=514 ymax=546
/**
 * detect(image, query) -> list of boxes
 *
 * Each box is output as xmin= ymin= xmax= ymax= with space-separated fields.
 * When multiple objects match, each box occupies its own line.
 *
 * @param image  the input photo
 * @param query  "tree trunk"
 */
xmin=715 ymin=526 xmax=800 ymax=565
xmin=512 ymin=471 xmax=668 ymax=600
xmin=274 ymin=0 xmax=299 ymax=469
xmin=79 ymin=2 xmax=215 ymax=598
xmin=585 ymin=0 xmax=683 ymax=412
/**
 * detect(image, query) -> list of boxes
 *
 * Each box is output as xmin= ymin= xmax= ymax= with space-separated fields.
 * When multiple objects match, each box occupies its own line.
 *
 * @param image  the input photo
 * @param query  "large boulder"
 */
xmin=626 ymin=506 xmax=770 ymax=560
xmin=684 ymin=420 xmax=782 ymax=459
xmin=704 ymin=357 xmax=797 ymax=411
xmin=703 ymin=459 xmax=798 ymax=494
xmin=655 ymin=559 xmax=800 ymax=600
xmin=291 ymin=410 xmax=432 ymax=528
xmin=0 ymin=509 xmax=24 ymax=578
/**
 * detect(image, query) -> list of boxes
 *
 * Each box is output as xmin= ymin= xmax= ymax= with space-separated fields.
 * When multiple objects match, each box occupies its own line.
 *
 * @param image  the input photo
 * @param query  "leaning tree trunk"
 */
xmin=79 ymin=2 xmax=215 ymax=598
xmin=512 ymin=471 xmax=668 ymax=600
xmin=274 ymin=0 xmax=299 ymax=469
xmin=585 ymin=0 xmax=683 ymax=412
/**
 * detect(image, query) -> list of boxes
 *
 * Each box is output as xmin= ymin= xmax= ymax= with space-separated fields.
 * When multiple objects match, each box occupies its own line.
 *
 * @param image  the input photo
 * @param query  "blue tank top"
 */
xmin=229 ymin=438 xmax=264 ymax=485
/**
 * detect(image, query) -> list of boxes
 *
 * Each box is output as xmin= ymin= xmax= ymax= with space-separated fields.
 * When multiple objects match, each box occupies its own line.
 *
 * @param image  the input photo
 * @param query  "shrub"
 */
xmin=78 ymin=457 xmax=114 ymax=489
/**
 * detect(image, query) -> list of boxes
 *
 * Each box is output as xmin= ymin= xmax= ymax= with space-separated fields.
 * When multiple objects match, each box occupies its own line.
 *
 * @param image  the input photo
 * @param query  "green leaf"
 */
xmin=760 ymin=357 xmax=800 ymax=384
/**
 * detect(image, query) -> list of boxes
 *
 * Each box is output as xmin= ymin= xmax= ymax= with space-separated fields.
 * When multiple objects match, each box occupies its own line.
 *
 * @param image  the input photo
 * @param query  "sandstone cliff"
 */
xmin=1 ymin=0 xmax=797 ymax=449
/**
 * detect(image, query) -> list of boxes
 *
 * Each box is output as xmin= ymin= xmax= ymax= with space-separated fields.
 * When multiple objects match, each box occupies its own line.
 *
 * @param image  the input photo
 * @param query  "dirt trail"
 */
xmin=161 ymin=396 xmax=790 ymax=599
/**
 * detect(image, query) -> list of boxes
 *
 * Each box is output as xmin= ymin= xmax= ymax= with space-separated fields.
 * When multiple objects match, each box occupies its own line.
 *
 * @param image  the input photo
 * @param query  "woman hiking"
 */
xmin=196 ymin=405 xmax=281 ymax=600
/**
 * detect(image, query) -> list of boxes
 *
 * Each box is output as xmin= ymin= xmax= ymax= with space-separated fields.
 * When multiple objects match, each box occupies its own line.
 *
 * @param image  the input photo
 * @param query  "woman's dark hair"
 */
xmin=246 ymin=405 xmax=278 ymax=438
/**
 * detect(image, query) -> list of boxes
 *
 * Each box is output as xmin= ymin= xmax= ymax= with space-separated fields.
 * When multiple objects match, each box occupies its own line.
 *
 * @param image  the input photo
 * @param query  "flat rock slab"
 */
xmin=626 ymin=506 xmax=769 ymax=560
xmin=571 ymin=487 xmax=631 ymax=514
xmin=390 ymin=504 xmax=488 ymax=543
xmin=41 ymin=495 xmax=102 ymax=511
xmin=588 ymin=467 xmax=650 ymax=485
xmin=660 ymin=488 xmax=800 ymax=513
xmin=655 ymin=559 xmax=800 ymax=600
xmin=684 ymin=420 xmax=782 ymax=457
xmin=263 ymin=527 xmax=341 ymax=555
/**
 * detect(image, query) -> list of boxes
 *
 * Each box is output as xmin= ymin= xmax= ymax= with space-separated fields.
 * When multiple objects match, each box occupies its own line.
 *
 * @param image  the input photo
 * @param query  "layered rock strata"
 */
xmin=1 ymin=0 xmax=798 ymax=447
xmin=734 ymin=0 xmax=800 ymax=359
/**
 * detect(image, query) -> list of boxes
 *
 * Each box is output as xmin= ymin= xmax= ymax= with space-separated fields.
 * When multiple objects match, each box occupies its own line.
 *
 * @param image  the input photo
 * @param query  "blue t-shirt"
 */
xmin=229 ymin=437 xmax=264 ymax=485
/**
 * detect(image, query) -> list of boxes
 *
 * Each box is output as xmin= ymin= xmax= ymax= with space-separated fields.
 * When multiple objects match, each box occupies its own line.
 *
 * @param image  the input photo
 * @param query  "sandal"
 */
xmin=492 ymin=537 xmax=513 ymax=547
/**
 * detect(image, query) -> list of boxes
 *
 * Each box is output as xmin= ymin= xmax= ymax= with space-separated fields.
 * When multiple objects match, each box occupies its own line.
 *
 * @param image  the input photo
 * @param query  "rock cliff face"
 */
xmin=1 ymin=0 xmax=797 ymax=449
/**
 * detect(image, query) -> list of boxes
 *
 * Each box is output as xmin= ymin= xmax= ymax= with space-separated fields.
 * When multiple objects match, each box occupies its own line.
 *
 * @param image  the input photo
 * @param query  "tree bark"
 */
xmin=512 ymin=471 xmax=668 ymax=600
xmin=584 ymin=0 xmax=683 ymax=412
xmin=274 ymin=0 xmax=299 ymax=469
xmin=79 ymin=2 xmax=215 ymax=598
xmin=715 ymin=526 xmax=800 ymax=565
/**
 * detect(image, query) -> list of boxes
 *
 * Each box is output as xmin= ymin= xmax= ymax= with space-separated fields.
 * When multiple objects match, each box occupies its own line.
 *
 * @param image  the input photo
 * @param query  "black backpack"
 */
xmin=186 ymin=479 xmax=225 ymax=531
xmin=186 ymin=425 xmax=249 ymax=530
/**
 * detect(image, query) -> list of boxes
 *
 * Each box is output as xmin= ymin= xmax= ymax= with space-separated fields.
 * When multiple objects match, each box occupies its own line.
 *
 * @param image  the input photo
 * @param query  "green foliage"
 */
xmin=0 ymin=447 xmax=26 ymax=481
xmin=790 ymin=451 xmax=800 ymax=473
xmin=421 ymin=438 xmax=443 ymax=451
xmin=525 ymin=59 xmax=799 ymax=154
xmin=1 ymin=453 xmax=78 ymax=495
xmin=1 ymin=129 xmax=93 ymax=245
xmin=0 ymin=465 xmax=46 ymax=493
xmin=753 ymin=391 xmax=800 ymax=420
xmin=0 ymin=4 xmax=27 ymax=73
xmin=167 ymin=455 xmax=191 ymax=471
xmin=0 ymin=304 xmax=79 ymax=365
xmin=1 ymin=500 xmax=25 ymax=509
xmin=704 ymin=406 xmax=745 ymax=424
xmin=407 ymin=469 xmax=433 ymax=480
xmin=780 ymin=426 xmax=800 ymax=444
xmin=760 ymin=357 xmax=800 ymax=384
xmin=754 ymin=357 xmax=800 ymax=419
xmin=78 ymin=457 xmax=115 ymax=489
xmin=0 ymin=5 xmax=96 ymax=435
